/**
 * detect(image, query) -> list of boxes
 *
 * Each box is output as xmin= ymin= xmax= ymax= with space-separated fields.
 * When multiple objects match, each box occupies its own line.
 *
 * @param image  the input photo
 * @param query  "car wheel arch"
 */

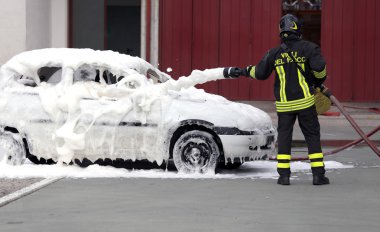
xmin=168 ymin=120 xmax=224 ymax=160
xmin=1 ymin=126 xmax=45 ymax=164
xmin=2 ymin=127 xmax=29 ymax=152
xmin=0 ymin=126 xmax=29 ymax=165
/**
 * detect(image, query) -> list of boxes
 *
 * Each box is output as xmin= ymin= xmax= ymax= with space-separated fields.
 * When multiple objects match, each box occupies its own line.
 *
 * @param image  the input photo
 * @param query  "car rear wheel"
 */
xmin=0 ymin=131 xmax=26 ymax=165
xmin=173 ymin=130 xmax=220 ymax=173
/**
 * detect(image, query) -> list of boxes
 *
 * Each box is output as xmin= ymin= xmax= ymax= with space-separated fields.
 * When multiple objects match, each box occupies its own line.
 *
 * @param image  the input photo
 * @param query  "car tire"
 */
xmin=0 ymin=131 xmax=26 ymax=165
xmin=173 ymin=130 xmax=220 ymax=173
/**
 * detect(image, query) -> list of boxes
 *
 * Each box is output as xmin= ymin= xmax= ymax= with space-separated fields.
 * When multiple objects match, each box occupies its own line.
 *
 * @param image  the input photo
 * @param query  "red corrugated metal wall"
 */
xmin=159 ymin=0 xmax=282 ymax=100
xmin=159 ymin=0 xmax=193 ymax=80
xmin=322 ymin=0 xmax=380 ymax=101
xmin=160 ymin=0 xmax=380 ymax=102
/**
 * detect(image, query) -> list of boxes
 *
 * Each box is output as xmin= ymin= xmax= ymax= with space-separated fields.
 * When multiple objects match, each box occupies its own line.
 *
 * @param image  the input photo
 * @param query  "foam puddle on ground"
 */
xmin=0 ymin=160 xmax=353 ymax=179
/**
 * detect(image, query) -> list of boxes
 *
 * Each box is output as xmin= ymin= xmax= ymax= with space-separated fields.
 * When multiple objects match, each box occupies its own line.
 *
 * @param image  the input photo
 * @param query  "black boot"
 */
xmin=277 ymin=175 xmax=290 ymax=185
xmin=313 ymin=174 xmax=330 ymax=185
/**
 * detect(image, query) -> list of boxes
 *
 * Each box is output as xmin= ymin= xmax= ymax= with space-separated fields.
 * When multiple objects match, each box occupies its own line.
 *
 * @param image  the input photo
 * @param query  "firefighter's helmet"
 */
xmin=279 ymin=14 xmax=301 ymax=37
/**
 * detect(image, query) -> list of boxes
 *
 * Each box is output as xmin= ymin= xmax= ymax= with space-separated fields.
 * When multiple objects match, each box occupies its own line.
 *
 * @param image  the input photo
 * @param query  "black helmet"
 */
xmin=279 ymin=14 xmax=301 ymax=37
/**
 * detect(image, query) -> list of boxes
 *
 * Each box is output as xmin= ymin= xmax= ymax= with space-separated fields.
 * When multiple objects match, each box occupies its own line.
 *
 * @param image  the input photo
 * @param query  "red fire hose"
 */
xmin=326 ymin=89 xmax=380 ymax=157
xmin=269 ymin=85 xmax=380 ymax=161
xmin=343 ymin=105 xmax=380 ymax=114
xmin=271 ymin=125 xmax=380 ymax=161
xmin=324 ymin=125 xmax=380 ymax=156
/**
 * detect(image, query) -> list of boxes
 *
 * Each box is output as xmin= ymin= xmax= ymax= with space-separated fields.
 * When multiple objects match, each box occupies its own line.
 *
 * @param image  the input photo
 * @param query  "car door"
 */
xmin=0 ymin=67 xmax=63 ymax=158
xmin=68 ymin=65 xmax=164 ymax=162
xmin=104 ymin=68 xmax=165 ymax=163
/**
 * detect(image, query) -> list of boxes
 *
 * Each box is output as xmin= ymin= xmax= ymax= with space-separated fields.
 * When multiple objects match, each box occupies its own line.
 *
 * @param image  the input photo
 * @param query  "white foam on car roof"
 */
xmin=2 ymin=48 xmax=154 ymax=78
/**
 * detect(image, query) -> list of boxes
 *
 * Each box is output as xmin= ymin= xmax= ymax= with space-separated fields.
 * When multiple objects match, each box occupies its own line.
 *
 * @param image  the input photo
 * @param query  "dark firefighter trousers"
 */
xmin=276 ymin=105 xmax=326 ymax=176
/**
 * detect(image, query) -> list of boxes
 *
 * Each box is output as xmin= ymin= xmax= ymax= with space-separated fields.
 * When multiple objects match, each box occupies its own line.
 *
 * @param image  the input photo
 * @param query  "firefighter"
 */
xmin=223 ymin=14 xmax=329 ymax=185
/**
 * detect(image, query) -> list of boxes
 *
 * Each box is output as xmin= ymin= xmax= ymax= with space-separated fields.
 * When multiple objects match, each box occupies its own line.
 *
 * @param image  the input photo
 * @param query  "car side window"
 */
xmin=101 ymin=70 xmax=126 ymax=85
xmin=103 ymin=70 xmax=118 ymax=84
xmin=38 ymin=66 xmax=62 ymax=84
xmin=17 ymin=75 xmax=37 ymax=87
xmin=147 ymin=69 xmax=160 ymax=84
xmin=73 ymin=64 xmax=97 ymax=83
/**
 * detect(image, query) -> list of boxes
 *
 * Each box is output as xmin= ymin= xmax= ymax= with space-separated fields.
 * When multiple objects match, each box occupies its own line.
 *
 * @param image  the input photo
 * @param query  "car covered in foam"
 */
xmin=0 ymin=48 xmax=276 ymax=173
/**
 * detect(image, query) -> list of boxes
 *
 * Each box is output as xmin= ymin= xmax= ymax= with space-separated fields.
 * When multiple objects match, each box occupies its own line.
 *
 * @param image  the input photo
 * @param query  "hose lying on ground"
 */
xmin=328 ymin=93 xmax=380 ymax=157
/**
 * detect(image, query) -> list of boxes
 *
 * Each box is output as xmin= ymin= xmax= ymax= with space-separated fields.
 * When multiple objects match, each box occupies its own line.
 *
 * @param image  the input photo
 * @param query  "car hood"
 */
xmin=163 ymin=87 xmax=274 ymax=132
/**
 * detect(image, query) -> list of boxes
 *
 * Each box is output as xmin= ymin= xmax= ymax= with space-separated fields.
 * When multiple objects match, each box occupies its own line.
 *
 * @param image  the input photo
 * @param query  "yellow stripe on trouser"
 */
xmin=311 ymin=162 xmax=325 ymax=168
xmin=277 ymin=154 xmax=291 ymax=160
xmin=278 ymin=163 xmax=290 ymax=168
xmin=276 ymin=66 xmax=287 ymax=102
xmin=277 ymin=154 xmax=291 ymax=169
xmin=309 ymin=153 xmax=325 ymax=168
xmin=309 ymin=153 xmax=324 ymax=159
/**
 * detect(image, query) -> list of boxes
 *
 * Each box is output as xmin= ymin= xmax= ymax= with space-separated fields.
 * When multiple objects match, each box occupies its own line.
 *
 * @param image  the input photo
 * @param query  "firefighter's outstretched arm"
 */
xmin=223 ymin=46 xmax=277 ymax=79
xmin=224 ymin=49 xmax=277 ymax=80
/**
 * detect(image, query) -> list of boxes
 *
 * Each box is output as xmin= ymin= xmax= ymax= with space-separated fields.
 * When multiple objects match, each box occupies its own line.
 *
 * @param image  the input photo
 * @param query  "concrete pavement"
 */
xmin=0 ymin=147 xmax=379 ymax=232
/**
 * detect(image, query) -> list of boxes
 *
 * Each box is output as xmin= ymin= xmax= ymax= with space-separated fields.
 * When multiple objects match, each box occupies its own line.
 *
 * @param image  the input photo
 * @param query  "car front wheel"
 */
xmin=173 ymin=130 xmax=220 ymax=173
xmin=0 ymin=131 xmax=26 ymax=165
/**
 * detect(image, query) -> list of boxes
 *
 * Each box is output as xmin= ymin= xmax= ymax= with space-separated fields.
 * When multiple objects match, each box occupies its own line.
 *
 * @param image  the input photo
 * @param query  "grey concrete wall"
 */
xmin=72 ymin=0 xmax=104 ymax=50
xmin=26 ymin=0 xmax=51 ymax=50
xmin=0 ymin=0 xmax=27 ymax=64
xmin=51 ymin=0 xmax=68 ymax=48
xmin=0 ymin=0 xmax=68 ymax=64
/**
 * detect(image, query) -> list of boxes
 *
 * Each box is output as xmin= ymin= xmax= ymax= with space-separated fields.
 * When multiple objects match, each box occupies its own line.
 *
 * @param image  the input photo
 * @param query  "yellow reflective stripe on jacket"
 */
xmin=249 ymin=66 xmax=256 ymax=79
xmin=275 ymin=94 xmax=315 ymax=105
xmin=309 ymin=153 xmax=324 ymax=159
xmin=276 ymin=100 xmax=315 ymax=112
xmin=297 ymin=63 xmax=311 ymax=98
xmin=312 ymin=66 xmax=327 ymax=79
xmin=276 ymin=65 xmax=287 ymax=102
xmin=275 ymin=95 xmax=315 ymax=112
xmin=275 ymin=95 xmax=315 ymax=107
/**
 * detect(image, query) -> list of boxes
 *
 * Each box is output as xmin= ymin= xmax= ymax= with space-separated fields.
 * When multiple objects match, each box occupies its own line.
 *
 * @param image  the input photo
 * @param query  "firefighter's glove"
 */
xmin=223 ymin=67 xmax=242 ymax=78
xmin=314 ymin=87 xmax=331 ymax=114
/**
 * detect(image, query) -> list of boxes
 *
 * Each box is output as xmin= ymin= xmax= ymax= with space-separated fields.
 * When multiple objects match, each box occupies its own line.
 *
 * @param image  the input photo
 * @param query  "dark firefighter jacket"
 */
xmin=247 ymin=35 xmax=327 ymax=113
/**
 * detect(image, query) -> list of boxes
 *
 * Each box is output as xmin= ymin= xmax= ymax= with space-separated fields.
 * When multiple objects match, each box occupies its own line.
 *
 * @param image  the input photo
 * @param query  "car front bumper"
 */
xmin=218 ymin=130 xmax=276 ymax=163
